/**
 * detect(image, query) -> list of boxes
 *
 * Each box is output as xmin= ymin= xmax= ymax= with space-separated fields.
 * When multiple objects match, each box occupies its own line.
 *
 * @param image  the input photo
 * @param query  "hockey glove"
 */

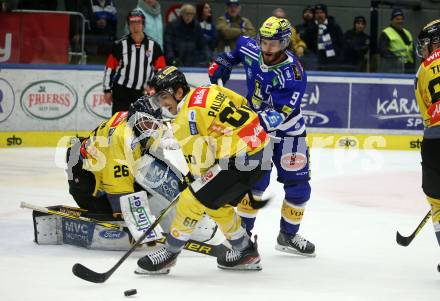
xmin=208 ymin=56 xmax=232 ymax=85
xmin=258 ymin=110 xmax=286 ymax=132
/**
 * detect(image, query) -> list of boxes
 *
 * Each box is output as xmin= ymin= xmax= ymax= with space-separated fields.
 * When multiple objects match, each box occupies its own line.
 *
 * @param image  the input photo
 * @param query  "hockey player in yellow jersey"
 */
xmin=66 ymin=111 xmax=143 ymax=214
xmin=414 ymin=19 xmax=440 ymax=260
xmin=136 ymin=66 xmax=272 ymax=274
xmin=65 ymin=96 xmax=180 ymax=215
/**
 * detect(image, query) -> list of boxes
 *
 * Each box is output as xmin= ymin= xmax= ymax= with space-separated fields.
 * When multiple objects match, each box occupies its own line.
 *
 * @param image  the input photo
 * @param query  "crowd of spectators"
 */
xmin=0 ymin=0 xmax=422 ymax=73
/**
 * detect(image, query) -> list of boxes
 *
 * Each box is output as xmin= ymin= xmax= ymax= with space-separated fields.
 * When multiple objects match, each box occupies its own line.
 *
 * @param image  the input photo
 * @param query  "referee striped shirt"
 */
xmin=103 ymin=34 xmax=166 ymax=92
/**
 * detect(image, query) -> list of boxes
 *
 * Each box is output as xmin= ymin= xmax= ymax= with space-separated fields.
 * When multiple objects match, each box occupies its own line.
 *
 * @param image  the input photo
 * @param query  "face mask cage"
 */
xmin=416 ymin=36 xmax=440 ymax=58
xmin=149 ymin=88 xmax=178 ymax=119
xmin=133 ymin=111 xmax=163 ymax=140
xmin=257 ymin=34 xmax=291 ymax=51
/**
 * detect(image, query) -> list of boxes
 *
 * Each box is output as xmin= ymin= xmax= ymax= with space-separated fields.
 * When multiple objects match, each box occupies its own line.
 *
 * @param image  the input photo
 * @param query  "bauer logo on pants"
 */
xmin=280 ymin=152 xmax=307 ymax=171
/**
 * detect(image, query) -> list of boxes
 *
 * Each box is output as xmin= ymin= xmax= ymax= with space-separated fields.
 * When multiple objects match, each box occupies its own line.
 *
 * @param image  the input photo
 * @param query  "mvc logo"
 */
xmin=301 ymin=85 xmax=330 ymax=126
xmin=374 ymin=88 xmax=422 ymax=128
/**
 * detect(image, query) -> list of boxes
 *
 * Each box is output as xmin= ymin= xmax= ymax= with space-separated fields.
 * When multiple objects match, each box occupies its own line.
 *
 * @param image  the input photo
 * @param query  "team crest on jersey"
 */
xmin=292 ymin=65 xmax=302 ymax=80
xmin=188 ymin=87 xmax=208 ymax=108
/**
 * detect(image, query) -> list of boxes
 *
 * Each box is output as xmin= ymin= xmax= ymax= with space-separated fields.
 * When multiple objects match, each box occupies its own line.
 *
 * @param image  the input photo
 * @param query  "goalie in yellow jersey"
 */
xmin=414 ymin=19 xmax=440 ymax=258
xmin=135 ymin=66 xmax=272 ymax=274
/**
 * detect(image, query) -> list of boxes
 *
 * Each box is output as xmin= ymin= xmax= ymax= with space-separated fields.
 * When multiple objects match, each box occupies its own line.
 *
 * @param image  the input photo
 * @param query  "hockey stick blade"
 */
xmin=72 ymin=197 xmax=178 ymax=283
xmin=395 ymin=231 xmax=414 ymax=247
xmin=72 ymin=263 xmax=109 ymax=283
xmin=396 ymin=210 xmax=431 ymax=247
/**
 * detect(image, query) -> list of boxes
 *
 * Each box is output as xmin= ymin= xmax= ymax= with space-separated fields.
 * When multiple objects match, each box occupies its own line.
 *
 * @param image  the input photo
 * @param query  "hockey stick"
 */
xmin=20 ymin=201 xmax=120 ymax=230
xmin=396 ymin=210 xmax=431 ymax=246
xmin=72 ymin=197 xmax=178 ymax=283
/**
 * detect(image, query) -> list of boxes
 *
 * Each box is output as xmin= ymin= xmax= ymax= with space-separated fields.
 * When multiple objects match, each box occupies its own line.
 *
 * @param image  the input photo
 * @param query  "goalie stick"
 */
xmin=396 ymin=210 xmax=431 ymax=247
xmin=72 ymin=197 xmax=178 ymax=283
xmin=20 ymin=201 xmax=120 ymax=230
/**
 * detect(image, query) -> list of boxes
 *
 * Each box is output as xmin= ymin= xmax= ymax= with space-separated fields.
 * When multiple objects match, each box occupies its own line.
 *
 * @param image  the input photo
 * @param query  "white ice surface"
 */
xmin=0 ymin=147 xmax=438 ymax=301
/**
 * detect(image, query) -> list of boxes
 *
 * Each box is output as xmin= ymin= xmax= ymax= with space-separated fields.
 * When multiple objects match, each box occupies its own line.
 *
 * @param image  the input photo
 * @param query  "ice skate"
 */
xmin=275 ymin=231 xmax=316 ymax=257
xmin=135 ymin=246 xmax=180 ymax=275
xmin=217 ymin=236 xmax=262 ymax=271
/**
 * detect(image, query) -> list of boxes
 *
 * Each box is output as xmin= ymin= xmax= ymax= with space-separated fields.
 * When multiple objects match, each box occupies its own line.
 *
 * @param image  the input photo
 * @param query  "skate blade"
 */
xmin=275 ymin=244 xmax=316 ymax=257
xmin=217 ymin=259 xmax=262 ymax=271
xmin=134 ymin=266 xmax=170 ymax=275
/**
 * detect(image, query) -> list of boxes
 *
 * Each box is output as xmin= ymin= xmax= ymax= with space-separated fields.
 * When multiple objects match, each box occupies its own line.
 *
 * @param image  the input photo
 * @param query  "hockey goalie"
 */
xmin=31 ymin=100 xmax=219 ymax=251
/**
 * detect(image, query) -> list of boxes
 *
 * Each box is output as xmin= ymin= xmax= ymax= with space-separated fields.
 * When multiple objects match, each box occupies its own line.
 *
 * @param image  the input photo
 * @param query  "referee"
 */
xmin=103 ymin=9 xmax=166 ymax=114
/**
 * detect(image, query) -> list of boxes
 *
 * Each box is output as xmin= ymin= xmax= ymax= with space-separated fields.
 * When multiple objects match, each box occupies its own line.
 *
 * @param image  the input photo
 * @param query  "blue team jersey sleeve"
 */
xmin=220 ymin=35 xmax=255 ymax=67
xmin=271 ymin=62 xmax=307 ymax=115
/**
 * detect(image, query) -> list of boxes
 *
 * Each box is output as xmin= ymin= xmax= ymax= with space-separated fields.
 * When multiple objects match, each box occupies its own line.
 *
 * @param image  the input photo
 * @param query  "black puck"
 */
xmin=437 ymin=264 xmax=440 ymax=273
xmin=124 ymin=289 xmax=137 ymax=297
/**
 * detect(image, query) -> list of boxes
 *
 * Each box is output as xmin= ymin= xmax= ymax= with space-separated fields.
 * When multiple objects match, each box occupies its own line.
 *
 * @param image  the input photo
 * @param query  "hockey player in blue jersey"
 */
xmin=208 ymin=16 xmax=315 ymax=256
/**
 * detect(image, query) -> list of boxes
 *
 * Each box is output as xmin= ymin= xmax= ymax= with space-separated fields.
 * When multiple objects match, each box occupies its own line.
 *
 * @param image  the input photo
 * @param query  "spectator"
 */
xmin=197 ymin=1 xmax=217 ymax=61
xmin=342 ymin=16 xmax=370 ymax=72
xmin=131 ymin=0 xmax=164 ymax=50
xmin=84 ymin=0 xmax=117 ymax=58
xmin=295 ymin=5 xmax=318 ymax=69
xmin=1 ymin=0 xmax=8 ymax=12
xmin=312 ymin=4 xmax=344 ymax=70
xmin=88 ymin=0 xmax=117 ymax=39
xmin=295 ymin=5 xmax=315 ymax=45
xmin=216 ymin=0 xmax=256 ymax=52
xmin=272 ymin=7 xmax=306 ymax=58
xmin=103 ymin=9 xmax=166 ymax=114
xmin=378 ymin=8 xmax=415 ymax=73
xmin=164 ymin=4 xmax=207 ymax=67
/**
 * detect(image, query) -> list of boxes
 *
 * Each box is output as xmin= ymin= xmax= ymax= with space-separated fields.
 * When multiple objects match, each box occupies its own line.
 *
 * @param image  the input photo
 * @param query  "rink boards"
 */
xmin=0 ymin=65 xmax=422 ymax=150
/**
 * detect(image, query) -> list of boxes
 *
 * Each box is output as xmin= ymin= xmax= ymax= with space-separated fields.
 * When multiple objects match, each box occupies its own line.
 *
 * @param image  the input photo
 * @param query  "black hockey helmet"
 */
xmin=417 ymin=19 xmax=440 ymax=58
xmin=149 ymin=66 xmax=190 ymax=99
xmin=127 ymin=9 xmax=145 ymax=24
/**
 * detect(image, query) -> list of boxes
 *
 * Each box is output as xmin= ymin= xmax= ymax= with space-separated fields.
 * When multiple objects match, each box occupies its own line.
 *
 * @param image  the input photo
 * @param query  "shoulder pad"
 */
xmin=423 ymin=48 xmax=440 ymax=67
xmin=237 ymin=36 xmax=258 ymax=51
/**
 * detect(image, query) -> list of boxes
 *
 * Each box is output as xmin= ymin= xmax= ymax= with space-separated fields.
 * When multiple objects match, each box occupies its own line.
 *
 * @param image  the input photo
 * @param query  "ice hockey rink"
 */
xmin=0 ymin=146 xmax=438 ymax=301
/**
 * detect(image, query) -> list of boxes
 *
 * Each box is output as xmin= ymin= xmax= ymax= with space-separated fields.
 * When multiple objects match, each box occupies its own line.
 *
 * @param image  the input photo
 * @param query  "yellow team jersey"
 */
xmin=173 ymin=84 xmax=268 ymax=176
xmin=80 ymin=111 xmax=142 ymax=195
xmin=415 ymin=48 xmax=440 ymax=132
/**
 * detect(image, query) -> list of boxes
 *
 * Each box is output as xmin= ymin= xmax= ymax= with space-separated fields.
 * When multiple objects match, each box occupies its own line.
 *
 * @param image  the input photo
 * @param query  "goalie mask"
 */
xmin=416 ymin=19 xmax=440 ymax=59
xmin=128 ymin=96 xmax=164 ymax=142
